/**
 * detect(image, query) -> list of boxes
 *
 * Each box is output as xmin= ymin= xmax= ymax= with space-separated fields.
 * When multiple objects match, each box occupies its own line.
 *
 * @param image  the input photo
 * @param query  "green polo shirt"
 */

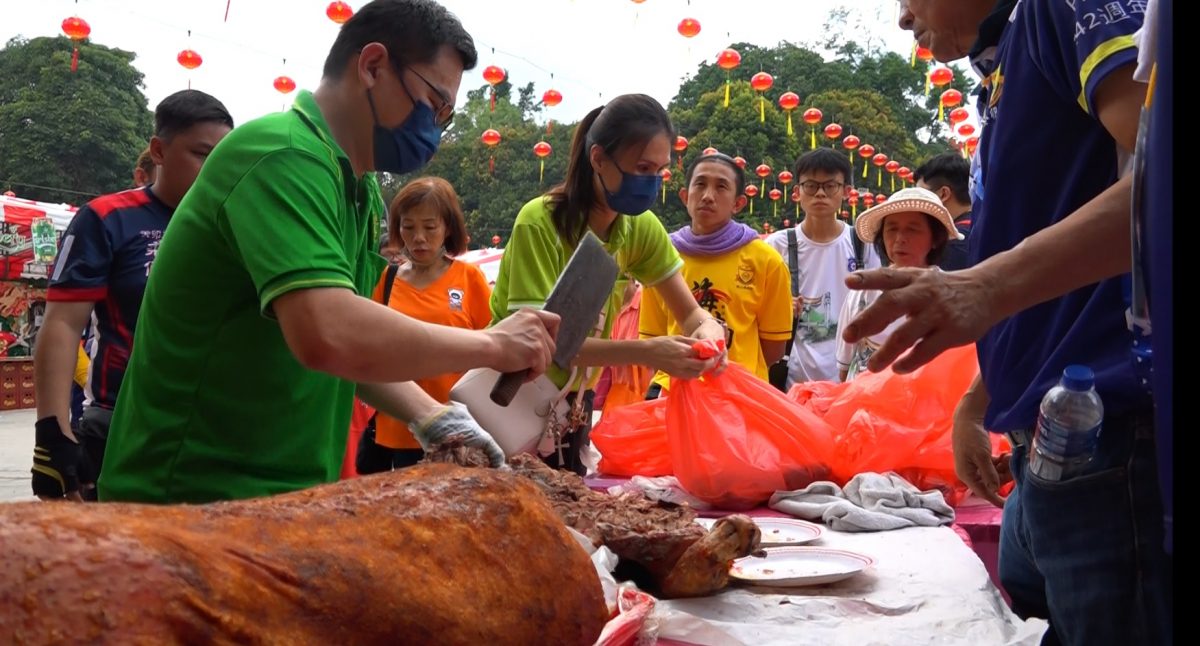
xmin=490 ymin=196 xmax=682 ymax=388
xmin=99 ymin=91 xmax=384 ymax=503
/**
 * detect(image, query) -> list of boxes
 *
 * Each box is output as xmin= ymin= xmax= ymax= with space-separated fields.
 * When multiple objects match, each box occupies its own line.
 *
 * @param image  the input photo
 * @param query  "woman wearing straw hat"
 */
xmin=835 ymin=187 xmax=964 ymax=382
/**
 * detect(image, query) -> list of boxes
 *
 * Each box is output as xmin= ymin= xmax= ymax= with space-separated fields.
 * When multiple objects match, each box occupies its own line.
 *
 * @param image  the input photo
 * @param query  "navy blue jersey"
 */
xmin=972 ymin=0 xmax=1151 ymax=431
xmin=48 ymin=186 xmax=172 ymax=410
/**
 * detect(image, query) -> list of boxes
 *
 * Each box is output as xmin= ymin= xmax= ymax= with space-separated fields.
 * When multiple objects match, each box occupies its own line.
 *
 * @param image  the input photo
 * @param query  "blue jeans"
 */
xmin=1000 ymin=413 xmax=1173 ymax=645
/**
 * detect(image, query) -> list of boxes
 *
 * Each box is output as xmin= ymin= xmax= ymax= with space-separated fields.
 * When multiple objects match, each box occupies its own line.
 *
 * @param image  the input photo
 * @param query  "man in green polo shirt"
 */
xmin=98 ymin=0 xmax=558 ymax=504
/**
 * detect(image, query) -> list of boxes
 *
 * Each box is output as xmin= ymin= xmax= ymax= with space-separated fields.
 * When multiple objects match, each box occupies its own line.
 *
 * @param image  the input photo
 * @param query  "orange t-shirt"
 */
xmin=372 ymin=260 xmax=493 ymax=448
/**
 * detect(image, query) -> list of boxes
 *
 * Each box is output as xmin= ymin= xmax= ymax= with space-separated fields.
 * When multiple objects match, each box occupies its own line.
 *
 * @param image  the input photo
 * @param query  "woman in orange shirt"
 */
xmin=356 ymin=177 xmax=492 ymax=473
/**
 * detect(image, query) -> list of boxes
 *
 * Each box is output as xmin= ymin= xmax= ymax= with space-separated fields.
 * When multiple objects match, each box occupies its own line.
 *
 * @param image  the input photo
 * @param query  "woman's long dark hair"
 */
xmin=544 ymin=94 xmax=675 ymax=246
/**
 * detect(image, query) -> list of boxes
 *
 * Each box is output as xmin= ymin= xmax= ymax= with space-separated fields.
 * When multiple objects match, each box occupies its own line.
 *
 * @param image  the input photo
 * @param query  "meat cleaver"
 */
xmin=490 ymin=231 xmax=619 ymax=406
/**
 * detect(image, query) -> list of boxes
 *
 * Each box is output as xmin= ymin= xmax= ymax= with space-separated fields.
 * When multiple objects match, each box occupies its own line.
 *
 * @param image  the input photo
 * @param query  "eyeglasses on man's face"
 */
xmin=798 ymin=180 xmax=844 ymax=196
xmin=395 ymin=61 xmax=456 ymax=131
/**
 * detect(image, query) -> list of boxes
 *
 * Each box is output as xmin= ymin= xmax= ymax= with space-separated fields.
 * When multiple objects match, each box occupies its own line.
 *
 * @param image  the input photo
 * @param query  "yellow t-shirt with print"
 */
xmin=639 ymin=239 xmax=793 ymax=389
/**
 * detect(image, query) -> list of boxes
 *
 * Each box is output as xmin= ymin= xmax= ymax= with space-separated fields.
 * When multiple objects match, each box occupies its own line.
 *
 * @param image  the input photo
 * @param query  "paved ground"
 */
xmin=0 ymin=408 xmax=35 ymax=503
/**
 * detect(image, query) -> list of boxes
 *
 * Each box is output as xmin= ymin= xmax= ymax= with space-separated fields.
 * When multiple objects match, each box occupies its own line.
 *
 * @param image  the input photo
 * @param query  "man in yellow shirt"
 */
xmin=640 ymin=153 xmax=792 ymax=396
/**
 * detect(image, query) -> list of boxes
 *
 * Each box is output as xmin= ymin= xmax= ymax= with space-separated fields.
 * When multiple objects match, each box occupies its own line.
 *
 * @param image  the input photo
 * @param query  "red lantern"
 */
xmin=862 ymin=193 xmax=876 ymax=207
xmin=273 ymin=76 xmax=296 ymax=94
xmin=751 ymin=73 xmax=775 ymax=124
xmin=876 ymin=193 xmax=887 ymax=204
xmin=778 ymin=170 xmax=794 ymax=185
xmin=677 ymin=18 xmax=701 ymax=38
xmin=661 ymin=168 xmax=672 ymax=182
xmin=824 ymin=123 xmax=843 ymax=145
xmin=777 ymin=91 xmax=800 ymax=110
xmin=916 ymin=46 xmax=934 ymax=63
xmin=482 ymin=65 xmax=506 ymax=86
xmin=871 ymin=152 xmax=888 ymax=188
xmin=801 ymin=108 xmax=823 ymax=149
xmin=61 ymin=16 xmax=91 ymax=72
xmin=755 ymin=164 xmax=772 ymax=178
xmin=481 ymin=128 xmax=501 ymax=174
xmin=858 ymin=144 xmax=875 ymax=159
xmin=716 ymin=48 xmax=741 ymax=107
xmin=542 ymin=88 xmax=562 ymax=133
xmin=62 ymin=16 xmax=90 ymax=40
xmin=744 ymin=183 xmax=759 ymax=214
xmin=177 ymin=49 xmax=203 ymax=74
xmin=326 ymin=1 xmax=353 ymax=24
xmin=673 ymin=135 xmax=688 ymax=169
xmin=732 ymin=156 xmax=747 ymax=169
xmin=492 ymin=235 xmax=501 ymax=246
xmin=717 ymin=48 xmax=742 ymax=70
xmin=482 ymin=65 xmax=506 ymax=111
xmin=948 ymin=107 xmax=970 ymax=126
xmin=965 ymin=136 xmax=981 ymax=156
xmin=885 ymin=161 xmax=900 ymax=174
xmin=939 ymin=88 xmax=963 ymax=121
xmin=843 ymin=135 xmax=861 ymax=150
xmin=897 ymin=166 xmax=912 ymax=180
xmin=533 ymin=141 xmax=552 ymax=183
xmin=957 ymin=123 xmax=977 ymax=137
xmin=929 ymin=66 xmax=954 ymax=92
xmin=769 ymin=189 xmax=782 ymax=200
xmin=702 ymin=146 xmax=719 ymax=156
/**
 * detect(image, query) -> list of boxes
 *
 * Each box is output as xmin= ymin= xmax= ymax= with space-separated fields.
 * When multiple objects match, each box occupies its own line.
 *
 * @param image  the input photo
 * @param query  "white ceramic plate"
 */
xmin=753 ymin=517 xmax=824 ymax=546
xmin=694 ymin=517 xmax=823 ymax=546
xmin=729 ymin=547 xmax=875 ymax=587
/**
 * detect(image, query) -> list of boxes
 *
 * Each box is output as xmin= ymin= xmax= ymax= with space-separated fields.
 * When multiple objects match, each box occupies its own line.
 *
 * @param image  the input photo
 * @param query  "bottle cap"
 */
xmin=1061 ymin=365 xmax=1094 ymax=391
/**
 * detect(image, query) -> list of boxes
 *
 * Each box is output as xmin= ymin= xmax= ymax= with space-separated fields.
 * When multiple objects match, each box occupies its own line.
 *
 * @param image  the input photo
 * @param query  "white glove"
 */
xmin=410 ymin=402 xmax=506 ymax=468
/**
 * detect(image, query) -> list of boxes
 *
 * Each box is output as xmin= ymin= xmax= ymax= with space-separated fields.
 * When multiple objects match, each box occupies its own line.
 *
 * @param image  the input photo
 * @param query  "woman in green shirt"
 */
xmin=491 ymin=94 xmax=727 ymax=474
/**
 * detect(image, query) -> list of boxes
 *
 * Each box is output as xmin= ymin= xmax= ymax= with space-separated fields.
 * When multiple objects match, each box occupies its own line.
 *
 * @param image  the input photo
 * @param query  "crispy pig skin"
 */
xmin=0 ymin=463 xmax=607 ymax=646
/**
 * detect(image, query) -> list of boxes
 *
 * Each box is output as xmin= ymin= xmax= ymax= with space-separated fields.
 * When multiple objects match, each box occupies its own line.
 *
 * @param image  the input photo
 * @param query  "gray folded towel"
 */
xmin=768 ymin=472 xmax=955 ymax=532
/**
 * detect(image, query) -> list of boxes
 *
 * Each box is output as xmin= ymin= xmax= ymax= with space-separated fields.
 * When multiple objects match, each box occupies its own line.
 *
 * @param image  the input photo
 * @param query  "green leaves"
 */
xmin=0 ymin=36 xmax=153 ymax=204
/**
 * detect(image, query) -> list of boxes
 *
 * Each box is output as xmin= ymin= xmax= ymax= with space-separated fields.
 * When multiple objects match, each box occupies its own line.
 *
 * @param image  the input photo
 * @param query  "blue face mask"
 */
xmin=598 ymin=159 xmax=662 ymax=215
xmin=367 ymin=89 xmax=441 ymax=175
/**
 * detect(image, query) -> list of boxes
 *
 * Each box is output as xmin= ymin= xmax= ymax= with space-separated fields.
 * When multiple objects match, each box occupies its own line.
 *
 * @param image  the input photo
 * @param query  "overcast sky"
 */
xmin=4 ymin=0 xmax=921 ymax=127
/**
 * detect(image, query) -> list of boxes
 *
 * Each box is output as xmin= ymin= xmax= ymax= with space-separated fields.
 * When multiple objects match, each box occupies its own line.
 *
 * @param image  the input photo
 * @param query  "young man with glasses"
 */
xmin=96 ymin=0 xmax=558 ymax=504
xmin=765 ymin=148 xmax=879 ymax=388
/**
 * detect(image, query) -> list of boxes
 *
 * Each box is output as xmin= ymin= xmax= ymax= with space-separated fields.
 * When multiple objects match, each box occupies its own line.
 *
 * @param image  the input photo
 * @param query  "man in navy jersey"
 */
xmin=839 ymin=1 xmax=1171 ymax=643
xmin=31 ymin=90 xmax=233 ymax=502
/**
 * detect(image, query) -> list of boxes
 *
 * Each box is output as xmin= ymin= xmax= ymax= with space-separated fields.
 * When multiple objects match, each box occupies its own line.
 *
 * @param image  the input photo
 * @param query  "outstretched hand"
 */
xmin=841 ymin=267 xmax=1001 ymax=374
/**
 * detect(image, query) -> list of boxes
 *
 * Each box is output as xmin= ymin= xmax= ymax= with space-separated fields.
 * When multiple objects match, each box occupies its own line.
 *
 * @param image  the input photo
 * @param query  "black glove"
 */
xmin=31 ymin=416 xmax=82 ymax=499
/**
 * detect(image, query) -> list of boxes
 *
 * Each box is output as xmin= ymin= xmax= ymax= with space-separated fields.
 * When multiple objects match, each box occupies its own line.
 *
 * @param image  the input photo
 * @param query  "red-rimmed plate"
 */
xmin=730 ymin=547 xmax=875 ymax=587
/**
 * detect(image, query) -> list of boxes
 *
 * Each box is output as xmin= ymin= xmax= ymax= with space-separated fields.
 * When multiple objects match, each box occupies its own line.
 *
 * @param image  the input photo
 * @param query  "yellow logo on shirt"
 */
xmin=736 ymin=261 xmax=756 ymax=287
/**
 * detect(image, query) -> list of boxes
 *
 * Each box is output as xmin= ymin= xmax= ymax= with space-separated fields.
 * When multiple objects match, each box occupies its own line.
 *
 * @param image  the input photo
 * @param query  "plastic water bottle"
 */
xmin=1028 ymin=365 xmax=1104 ymax=482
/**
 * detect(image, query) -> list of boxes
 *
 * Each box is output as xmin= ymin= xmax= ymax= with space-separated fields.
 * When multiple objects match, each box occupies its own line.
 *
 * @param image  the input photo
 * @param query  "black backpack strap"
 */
xmin=380 ymin=262 xmax=401 ymax=305
xmin=786 ymin=229 xmax=799 ymax=298
xmin=851 ymin=231 xmax=865 ymax=271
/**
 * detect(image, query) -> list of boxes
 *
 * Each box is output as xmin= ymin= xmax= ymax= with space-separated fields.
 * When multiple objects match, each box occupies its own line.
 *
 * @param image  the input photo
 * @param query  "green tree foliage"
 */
xmin=398 ymin=39 xmax=975 ymax=247
xmin=0 ymin=36 xmax=153 ymax=204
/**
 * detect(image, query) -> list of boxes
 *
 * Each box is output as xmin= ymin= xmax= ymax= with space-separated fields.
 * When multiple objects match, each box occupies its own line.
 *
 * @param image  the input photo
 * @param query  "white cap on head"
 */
xmin=854 ymin=186 xmax=964 ymax=243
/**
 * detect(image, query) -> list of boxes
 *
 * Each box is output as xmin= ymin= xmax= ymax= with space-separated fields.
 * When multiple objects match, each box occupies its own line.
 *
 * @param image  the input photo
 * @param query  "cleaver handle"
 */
xmin=489 ymin=369 xmax=530 ymax=406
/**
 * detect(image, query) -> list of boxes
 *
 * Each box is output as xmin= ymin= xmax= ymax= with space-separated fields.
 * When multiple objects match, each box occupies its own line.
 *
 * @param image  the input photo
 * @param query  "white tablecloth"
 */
xmin=653 ymin=525 xmax=1047 ymax=646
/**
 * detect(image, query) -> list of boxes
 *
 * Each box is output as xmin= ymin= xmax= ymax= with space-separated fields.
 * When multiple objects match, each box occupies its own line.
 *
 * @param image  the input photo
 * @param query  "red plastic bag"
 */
xmin=667 ymin=362 xmax=836 ymax=510
xmin=592 ymin=398 xmax=672 ymax=477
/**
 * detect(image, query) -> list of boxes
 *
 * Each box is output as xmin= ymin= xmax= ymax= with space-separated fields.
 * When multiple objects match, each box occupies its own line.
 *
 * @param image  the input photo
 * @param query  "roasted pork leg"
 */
xmin=0 ymin=463 xmax=608 ymax=645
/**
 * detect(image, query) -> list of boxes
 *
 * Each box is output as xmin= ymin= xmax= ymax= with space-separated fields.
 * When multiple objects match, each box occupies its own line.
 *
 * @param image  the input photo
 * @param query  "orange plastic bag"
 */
xmin=592 ymin=398 xmax=672 ymax=477
xmin=667 ymin=362 xmax=836 ymax=510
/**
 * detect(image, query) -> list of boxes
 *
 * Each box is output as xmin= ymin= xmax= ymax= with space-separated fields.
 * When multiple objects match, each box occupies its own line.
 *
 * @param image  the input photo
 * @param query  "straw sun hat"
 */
xmin=854 ymin=187 xmax=965 ymax=243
